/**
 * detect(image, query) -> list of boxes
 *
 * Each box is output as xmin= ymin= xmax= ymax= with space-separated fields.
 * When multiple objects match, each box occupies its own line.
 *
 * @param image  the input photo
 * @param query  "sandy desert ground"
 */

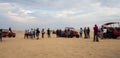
xmin=0 ymin=31 xmax=120 ymax=58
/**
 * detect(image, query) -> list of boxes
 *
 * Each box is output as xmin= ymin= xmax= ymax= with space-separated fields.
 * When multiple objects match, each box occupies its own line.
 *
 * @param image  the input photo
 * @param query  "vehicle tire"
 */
xmin=76 ymin=35 xmax=79 ymax=38
xmin=3 ymin=36 xmax=6 ymax=37
xmin=69 ymin=34 xmax=73 ymax=38
xmin=103 ymin=33 xmax=107 ymax=38
xmin=13 ymin=36 xmax=15 ymax=38
xmin=8 ymin=36 xmax=11 ymax=37
xmin=70 ymin=35 xmax=73 ymax=38
xmin=104 ymin=33 xmax=113 ymax=39
xmin=112 ymin=35 xmax=117 ymax=39
xmin=8 ymin=35 xmax=12 ymax=38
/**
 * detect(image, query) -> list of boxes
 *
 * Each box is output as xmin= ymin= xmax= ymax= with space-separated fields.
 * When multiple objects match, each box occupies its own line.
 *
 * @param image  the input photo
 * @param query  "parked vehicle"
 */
xmin=60 ymin=27 xmax=79 ymax=38
xmin=102 ymin=22 xmax=120 ymax=39
xmin=1 ymin=29 xmax=16 ymax=37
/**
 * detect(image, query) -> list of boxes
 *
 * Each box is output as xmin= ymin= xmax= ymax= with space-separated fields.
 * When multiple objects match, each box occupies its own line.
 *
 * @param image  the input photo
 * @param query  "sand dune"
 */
xmin=0 ymin=31 xmax=120 ymax=58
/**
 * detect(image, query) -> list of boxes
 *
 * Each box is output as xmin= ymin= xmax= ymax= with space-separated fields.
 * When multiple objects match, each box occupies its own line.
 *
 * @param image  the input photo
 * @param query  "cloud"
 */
xmin=97 ymin=0 xmax=120 ymax=8
xmin=0 ymin=0 xmax=120 ymax=30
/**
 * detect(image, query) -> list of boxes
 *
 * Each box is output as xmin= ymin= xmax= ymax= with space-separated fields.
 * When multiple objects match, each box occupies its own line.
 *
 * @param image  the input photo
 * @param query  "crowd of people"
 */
xmin=23 ymin=24 xmax=104 ymax=42
xmin=56 ymin=29 xmax=62 ymax=37
xmin=93 ymin=24 xmax=105 ymax=42
xmin=56 ymin=29 xmax=72 ymax=38
xmin=79 ymin=25 xmax=105 ymax=42
xmin=24 ymin=28 xmax=51 ymax=40
xmin=0 ymin=24 xmax=104 ymax=42
xmin=79 ymin=27 xmax=90 ymax=38
xmin=56 ymin=28 xmax=79 ymax=38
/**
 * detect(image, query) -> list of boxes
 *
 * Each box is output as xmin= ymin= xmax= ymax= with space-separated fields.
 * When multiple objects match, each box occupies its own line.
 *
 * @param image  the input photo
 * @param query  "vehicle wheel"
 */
xmin=76 ymin=35 xmax=79 ymax=38
xmin=112 ymin=35 xmax=117 ymax=39
xmin=70 ymin=36 xmax=73 ymax=38
xmin=8 ymin=36 xmax=12 ymax=37
xmin=103 ymin=33 xmax=107 ymax=38
xmin=13 ymin=36 xmax=15 ymax=38
xmin=3 ymin=36 xmax=6 ymax=37
xmin=70 ymin=34 xmax=73 ymax=38
xmin=103 ymin=33 xmax=113 ymax=39
xmin=8 ymin=35 xmax=12 ymax=37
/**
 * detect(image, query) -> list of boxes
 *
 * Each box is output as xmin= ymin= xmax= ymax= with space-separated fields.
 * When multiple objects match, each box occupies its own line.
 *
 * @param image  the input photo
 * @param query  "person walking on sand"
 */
xmin=36 ymin=28 xmax=40 ymax=40
xmin=87 ymin=27 xmax=90 ymax=38
xmin=41 ymin=28 xmax=45 ymax=38
xmin=47 ymin=28 xmax=51 ymax=38
xmin=0 ymin=29 xmax=2 ymax=42
xmin=80 ymin=28 xmax=83 ymax=37
xmin=93 ymin=24 xmax=99 ymax=42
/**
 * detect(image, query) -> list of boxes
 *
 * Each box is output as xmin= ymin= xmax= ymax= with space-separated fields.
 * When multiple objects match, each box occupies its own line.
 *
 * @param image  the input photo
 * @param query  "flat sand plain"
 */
xmin=0 ymin=31 xmax=120 ymax=58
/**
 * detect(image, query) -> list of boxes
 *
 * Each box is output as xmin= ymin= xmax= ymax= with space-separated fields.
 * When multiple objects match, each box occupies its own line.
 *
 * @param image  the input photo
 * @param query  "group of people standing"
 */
xmin=56 ymin=29 xmax=71 ymax=38
xmin=79 ymin=27 xmax=90 ymax=38
xmin=56 ymin=29 xmax=62 ymax=37
xmin=93 ymin=24 xmax=104 ymax=42
xmin=24 ymin=28 xmax=51 ymax=40
xmin=79 ymin=25 xmax=103 ymax=42
xmin=0 ymin=25 xmax=102 ymax=42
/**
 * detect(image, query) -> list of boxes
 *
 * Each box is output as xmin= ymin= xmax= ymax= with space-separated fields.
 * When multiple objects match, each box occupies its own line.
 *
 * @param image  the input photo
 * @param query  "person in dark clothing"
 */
xmin=58 ymin=29 xmax=61 ymax=37
xmin=56 ymin=29 xmax=59 ymax=37
xmin=47 ymin=28 xmax=51 ymax=38
xmin=33 ymin=29 xmax=36 ymax=38
xmin=41 ymin=28 xmax=45 ymax=38
xmin=84 ymin=27 xmax=87 ymax=38
xmin=59 ymin=29 xmax=62 ymax=37
xmin=0 ymin=29 xmax=2 ymax=42
xmin=56 ymin=29 xmax=62 ymax=37
xmin=36 ymin=28 xmax=40 ymax=40
xmin=9 ymin=27 xmax=12 ymax=33
xmin=87 ymin=27 xmax=90 ymax=38
xmin=93 ymin=24 xmax=99 ymax=42
xmin=67 ymin=29 xmax=71 ymax=38
xmin=24 ymin=30 xmax=29 ymax=39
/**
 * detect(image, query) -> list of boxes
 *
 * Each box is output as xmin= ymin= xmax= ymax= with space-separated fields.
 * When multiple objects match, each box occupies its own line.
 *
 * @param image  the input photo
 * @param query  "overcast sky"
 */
xmin=0 ymin=0 xmax=120 ymax=30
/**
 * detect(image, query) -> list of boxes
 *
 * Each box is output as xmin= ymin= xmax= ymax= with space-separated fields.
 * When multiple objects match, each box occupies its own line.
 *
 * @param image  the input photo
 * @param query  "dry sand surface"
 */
xmin=0 ymin=31 xmax=120 ymax=58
